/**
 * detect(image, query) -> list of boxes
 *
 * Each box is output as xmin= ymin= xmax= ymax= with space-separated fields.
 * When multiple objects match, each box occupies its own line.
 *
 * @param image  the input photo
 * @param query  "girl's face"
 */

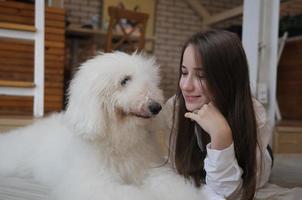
xmin=179 ymin=45 xmax=211 ymax=112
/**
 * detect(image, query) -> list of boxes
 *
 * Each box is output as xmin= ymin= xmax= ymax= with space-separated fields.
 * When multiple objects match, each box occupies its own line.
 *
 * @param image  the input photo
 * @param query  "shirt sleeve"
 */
xmin=204 ymin=142 xmax=243 ymax=198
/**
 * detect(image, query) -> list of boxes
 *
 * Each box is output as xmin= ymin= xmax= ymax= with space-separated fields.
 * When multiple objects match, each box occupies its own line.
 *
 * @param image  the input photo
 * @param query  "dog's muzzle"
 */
xmin=148 ymin=102 xmax=162 ymax=115
xmin=126 ymin=100 xmax=162 ymax=119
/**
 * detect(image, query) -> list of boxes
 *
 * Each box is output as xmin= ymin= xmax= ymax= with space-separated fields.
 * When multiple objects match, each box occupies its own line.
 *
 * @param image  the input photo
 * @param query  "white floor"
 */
xmin=0 ymin=176 xmax=51 ymax=200
xmin=0 ymin=154 xmax=301 ymax=200
xmin=270 ymin=154 xmax=302 ymax=187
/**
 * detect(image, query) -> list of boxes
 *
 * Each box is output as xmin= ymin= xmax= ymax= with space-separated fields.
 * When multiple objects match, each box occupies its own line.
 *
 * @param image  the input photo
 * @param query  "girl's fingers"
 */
xmin=184 ymin=112 xmax=199 ymax=122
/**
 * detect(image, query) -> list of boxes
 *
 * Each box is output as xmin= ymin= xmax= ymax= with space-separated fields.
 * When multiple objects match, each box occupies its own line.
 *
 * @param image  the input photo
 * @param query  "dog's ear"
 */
xmin=64 ymin=96 xmax=108 ymax=140
xmin=63 ymin=71 xmax=109 ymax=140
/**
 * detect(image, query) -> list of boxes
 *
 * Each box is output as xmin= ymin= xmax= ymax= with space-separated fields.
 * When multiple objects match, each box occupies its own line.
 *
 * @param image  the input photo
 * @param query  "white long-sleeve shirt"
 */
xmin=153 ymin=97 xmax=273 ymax=199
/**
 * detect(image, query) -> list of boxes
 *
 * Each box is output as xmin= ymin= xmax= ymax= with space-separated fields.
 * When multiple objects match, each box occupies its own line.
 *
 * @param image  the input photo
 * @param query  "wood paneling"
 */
xmin=0 ymin=2 xmax=65 ymax=116
xmin=273 ymin=120 xmax=302 ymax=153
xmin=277 ymin=37 xmax=302 ymax=120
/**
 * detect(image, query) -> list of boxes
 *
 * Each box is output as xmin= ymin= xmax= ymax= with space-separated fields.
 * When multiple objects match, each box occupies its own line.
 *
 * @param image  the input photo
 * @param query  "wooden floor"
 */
xmin=0 ymin=115 xmax=34 ymax=133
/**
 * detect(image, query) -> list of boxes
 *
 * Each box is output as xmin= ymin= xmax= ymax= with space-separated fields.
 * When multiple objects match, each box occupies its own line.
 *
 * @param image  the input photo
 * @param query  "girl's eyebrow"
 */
xmin=181 ymin=65 xmax=203 ymax=71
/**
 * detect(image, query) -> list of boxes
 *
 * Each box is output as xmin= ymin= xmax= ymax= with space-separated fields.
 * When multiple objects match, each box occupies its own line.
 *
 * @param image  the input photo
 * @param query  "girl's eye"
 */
xmin=181 ymin=71 xmax=188 ymax=75
xmin=121 ymin=75 xmax=132 ymax=86
xmin=197 ymin=73 xmax=205 ymax=79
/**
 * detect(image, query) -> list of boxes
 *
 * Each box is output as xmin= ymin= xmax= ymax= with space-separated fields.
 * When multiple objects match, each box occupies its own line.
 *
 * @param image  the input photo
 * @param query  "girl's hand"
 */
xmin=184 ymin=102 xmax=233 ymax=150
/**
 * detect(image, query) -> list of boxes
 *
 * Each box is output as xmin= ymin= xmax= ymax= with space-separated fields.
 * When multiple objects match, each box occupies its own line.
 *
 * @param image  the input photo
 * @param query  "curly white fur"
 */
xmin=0 ymin=52 xmax=224 ymax=200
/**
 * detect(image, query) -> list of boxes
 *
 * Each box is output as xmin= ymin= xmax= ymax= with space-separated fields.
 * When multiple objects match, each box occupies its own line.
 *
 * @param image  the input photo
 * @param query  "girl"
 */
xmin=159 ymin=30 xmax=273 ymax=200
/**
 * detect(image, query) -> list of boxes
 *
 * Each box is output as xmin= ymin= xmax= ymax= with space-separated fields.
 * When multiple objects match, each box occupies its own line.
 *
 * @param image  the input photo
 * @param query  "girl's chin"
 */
xmin=185 ymin=103 xmax=201 ymax=112
xmin=185 ymin=100 xmax=210 ymax=112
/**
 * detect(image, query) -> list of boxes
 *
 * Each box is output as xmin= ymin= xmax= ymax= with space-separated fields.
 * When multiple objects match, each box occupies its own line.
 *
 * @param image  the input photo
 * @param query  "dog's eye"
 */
xmin=121 ymin=75 xmax=132 ymax=86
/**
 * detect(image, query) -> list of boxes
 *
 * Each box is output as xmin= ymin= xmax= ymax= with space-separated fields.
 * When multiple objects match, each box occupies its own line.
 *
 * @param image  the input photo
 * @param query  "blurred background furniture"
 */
xmin=105 ymin=6 xmax=149 ymax=53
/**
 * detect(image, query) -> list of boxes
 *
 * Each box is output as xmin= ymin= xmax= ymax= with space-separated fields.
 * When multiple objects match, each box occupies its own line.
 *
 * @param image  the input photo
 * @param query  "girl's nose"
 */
xmin=182 ymin=76 xmax=194 ymax=91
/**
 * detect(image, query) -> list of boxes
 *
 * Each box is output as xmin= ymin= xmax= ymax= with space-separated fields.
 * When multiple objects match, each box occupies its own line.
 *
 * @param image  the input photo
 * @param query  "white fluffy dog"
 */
xmin=0 ymin=52 xmax=223 ymax=200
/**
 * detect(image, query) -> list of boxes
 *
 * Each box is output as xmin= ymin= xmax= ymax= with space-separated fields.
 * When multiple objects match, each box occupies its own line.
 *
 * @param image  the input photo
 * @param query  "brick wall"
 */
xmin=64 ymin=0 xmax=102 ymax=27
xmin=154 ymin=0 xmax=203 ymax=99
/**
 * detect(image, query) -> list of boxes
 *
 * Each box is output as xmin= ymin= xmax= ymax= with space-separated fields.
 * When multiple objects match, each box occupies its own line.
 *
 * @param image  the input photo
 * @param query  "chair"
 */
xmin=105 ymin=6 xmax=149 ymax=53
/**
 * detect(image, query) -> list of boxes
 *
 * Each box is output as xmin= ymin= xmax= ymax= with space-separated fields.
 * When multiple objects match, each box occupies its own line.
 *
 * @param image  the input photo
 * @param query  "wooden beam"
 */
xmin=186 ymin=1 xmax=292 ymax=26
xmin=0 ymin=22 xmax=36 ymax=32
xmin=185 ymin=0 xmax=211 ymax=20
xmin=204 ymin=5 xmax=243 ymax=25
xmin=0 ymin=80 xmax=35 ymax=88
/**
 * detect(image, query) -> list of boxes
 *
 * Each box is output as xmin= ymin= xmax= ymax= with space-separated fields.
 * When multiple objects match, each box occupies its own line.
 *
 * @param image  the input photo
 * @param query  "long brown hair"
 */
xmin=170 ymin=30 xmax=258 ymax=200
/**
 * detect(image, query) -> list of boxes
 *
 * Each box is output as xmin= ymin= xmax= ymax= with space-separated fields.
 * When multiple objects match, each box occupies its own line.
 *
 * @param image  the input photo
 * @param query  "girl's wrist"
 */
xmin=210 ymin=128 xmax=233 ymax=150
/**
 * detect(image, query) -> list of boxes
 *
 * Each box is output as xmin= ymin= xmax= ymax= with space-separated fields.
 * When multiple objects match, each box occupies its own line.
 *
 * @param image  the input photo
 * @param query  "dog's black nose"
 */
xmin=148 ymin=102 xmax=162 ymax=115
